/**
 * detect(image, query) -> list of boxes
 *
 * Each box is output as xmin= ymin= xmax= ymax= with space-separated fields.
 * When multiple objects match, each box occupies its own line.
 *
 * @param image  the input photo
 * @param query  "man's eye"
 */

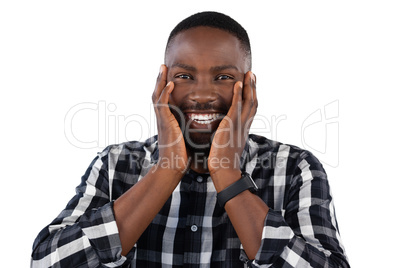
xmin=176 ymin=74 xmax=192 ymax=79
xmin=216 ymin=75 xmax=233 ymax=80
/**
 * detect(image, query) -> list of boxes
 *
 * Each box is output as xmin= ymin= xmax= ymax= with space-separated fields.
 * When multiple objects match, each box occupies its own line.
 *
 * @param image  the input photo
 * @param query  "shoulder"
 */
xmin=93 ymin=136 xmax=159 ymax=176
xmin=247 ymin=135 xmax=329 ymax=206
xmin=248 ymin=134 xmax=313 ymax=159
xmin=247 ymin=134 xmax=324 ymax=173
xmin=92 ymin=136 xmax=159 ymax=189
xmin=100 ymin=135 xmax=159 ymax=159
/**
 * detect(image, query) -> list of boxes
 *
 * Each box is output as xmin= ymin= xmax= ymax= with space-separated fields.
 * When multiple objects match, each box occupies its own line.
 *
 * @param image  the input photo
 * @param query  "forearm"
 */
xmin=114 ymin=165 xmax=183 ymax=256
xmin=224 ymin=190 xmax=269 ymax=259
xmin=211 ymin=170 xmax=269 ymax=260
xmin=32 ymin=152 xmax=126 ymax=267
xmin=32 ymin=202 xmax=123 ymax=267
xmin=221 ymin=191 xmax=348 ymax=267
xmin=251 ymin=209 xmax=350 ymax=268
xmin=242 ymin=151 xmax=349 ymax=267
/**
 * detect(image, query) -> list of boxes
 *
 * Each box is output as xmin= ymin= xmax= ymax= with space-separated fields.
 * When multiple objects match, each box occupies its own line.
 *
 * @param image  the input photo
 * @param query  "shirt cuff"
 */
xmin=79 ymin=201 xmax=126 ymax=266
xmin=243 ymin=209 xmax=294 ymax=266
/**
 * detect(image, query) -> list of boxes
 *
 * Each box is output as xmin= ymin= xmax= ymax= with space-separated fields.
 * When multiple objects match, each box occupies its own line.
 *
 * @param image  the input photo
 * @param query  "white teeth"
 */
xmin=190 ymin=113 xmax=221 ymax=124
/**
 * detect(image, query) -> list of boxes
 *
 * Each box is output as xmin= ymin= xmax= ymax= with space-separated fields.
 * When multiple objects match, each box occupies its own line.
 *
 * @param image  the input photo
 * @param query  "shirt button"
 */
xmin=191 ymin=224 xmax=198 ymax=232
xmin=196 ymin=176 xmax=203 ymax=183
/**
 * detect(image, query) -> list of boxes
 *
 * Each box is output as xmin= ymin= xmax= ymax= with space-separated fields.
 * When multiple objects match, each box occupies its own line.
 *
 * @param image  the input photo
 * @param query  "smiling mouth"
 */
xmin=186 ymin=113 xmax=225 ymax=125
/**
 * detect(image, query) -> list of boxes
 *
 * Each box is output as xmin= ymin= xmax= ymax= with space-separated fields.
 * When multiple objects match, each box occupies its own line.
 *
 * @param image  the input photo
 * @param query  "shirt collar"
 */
xmin=147 ymin=134 xmax=256 ymax=173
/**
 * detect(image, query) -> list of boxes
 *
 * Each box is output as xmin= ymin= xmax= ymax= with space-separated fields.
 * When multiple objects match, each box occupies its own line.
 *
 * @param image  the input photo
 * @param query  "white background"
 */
xmin=1 ymin=1 xmax=401 ymax=267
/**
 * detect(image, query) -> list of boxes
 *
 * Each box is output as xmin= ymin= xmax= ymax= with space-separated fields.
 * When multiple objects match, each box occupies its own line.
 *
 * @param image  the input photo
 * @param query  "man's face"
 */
xmin=165 ymin=26 xmax=249 ymax=152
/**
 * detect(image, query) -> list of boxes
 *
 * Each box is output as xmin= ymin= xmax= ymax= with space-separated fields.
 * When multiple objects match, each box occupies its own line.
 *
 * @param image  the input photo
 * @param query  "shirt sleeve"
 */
xmin=31 ymin=147 xmax=127 ymax=267
xmin=246 ymin=152 xmax=350 ymax=268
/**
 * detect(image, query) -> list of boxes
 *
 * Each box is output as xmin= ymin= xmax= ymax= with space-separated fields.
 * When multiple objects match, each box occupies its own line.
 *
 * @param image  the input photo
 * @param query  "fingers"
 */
xmin=152 ymin=64 xmax=168 ymax=104
xmin=242 ymin=71 xmax=258 ymax=122
xmin=154 ymin=81 xmax=174 ymax=118
xmin=226 ymin=80 xmax=243 ymax=120
xmin=159 ymin=81 xmax=174 ymax=104
xmin=227 ymin=71 xmax=257 ymax=126
xmin=152 ymin=64 xmax=175 ymax=116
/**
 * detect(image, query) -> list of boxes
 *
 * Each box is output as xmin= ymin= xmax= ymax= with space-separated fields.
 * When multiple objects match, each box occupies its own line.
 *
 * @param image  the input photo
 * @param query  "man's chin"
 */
xmin=184 ymin=133 xmax=213 ymax=154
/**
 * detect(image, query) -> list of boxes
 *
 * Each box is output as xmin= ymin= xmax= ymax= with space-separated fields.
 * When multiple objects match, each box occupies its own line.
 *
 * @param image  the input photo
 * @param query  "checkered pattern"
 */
xmin=31 ymin=134 xmax=349 ymax=267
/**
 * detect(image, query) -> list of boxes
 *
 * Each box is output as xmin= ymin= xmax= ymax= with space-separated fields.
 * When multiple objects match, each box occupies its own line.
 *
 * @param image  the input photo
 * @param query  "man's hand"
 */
xmin=152 ymin=64 xmax=189 ymax=175
xmin=208 ymin=71 xmax=266 ymax=260
xmin=208 ymin=71 xmax=257 ymax=191
xmin=115 ymin=65 xmax=190 ymax=256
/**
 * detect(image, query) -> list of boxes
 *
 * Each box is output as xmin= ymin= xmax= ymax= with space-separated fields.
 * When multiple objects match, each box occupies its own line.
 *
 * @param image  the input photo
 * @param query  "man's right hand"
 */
xmin=114 ymin=65 xmax=189 ymax=256
xmin=152 ymin=64 xmax=189 ymax=175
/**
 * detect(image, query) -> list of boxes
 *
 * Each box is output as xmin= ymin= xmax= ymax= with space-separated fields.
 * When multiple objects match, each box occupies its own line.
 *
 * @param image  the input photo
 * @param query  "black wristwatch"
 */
xmin=217 ymin=172 xmax=258 ymax=207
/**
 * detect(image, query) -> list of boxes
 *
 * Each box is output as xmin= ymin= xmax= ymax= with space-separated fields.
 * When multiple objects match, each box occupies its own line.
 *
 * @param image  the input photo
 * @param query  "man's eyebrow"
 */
xmin=210 ymin=65 xmax=239 ymax=72
xmin=170 ymin=63 xmax=197 ymax=71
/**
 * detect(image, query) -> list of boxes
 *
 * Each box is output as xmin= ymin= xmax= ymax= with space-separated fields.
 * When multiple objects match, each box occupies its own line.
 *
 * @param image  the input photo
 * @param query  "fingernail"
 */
xmin=167 ymin=81 xmax=174 ymax=93
xmin=159 ymin=64 xmax=164 ymax=75
xmin=250 ymin=72 xmax=256 ymax=84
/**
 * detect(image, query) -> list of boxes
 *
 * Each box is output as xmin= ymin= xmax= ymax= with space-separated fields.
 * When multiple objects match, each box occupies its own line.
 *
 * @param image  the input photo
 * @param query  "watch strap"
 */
xmin=217 ymin=172 xmax=258 ymax=207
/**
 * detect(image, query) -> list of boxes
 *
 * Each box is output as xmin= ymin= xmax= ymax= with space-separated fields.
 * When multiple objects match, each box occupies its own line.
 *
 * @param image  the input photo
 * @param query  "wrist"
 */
xmin=155 ymin=153 xmax=189 ymax=176
xmin=216 ymin=172 xmax=258 ymax=208
xmin=210 ymin=169 xmax=242 ymax=192
xmin=152 ymin=164 xmax=186 ymax=182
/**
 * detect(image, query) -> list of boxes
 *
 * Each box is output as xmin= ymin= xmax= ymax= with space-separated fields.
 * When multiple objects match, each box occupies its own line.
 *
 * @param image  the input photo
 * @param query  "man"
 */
xmin=32 ymin=12 xmax=349 ymax=267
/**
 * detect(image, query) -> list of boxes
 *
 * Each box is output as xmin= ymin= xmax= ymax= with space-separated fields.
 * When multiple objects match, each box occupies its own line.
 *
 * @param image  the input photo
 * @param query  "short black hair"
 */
xmin=165 ymin=11 xmax=252 ymax=69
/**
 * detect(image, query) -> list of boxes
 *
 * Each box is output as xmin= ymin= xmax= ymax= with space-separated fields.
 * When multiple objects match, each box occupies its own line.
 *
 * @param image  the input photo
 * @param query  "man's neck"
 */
xmin=188 ymin=149 xmax=209 ymax=174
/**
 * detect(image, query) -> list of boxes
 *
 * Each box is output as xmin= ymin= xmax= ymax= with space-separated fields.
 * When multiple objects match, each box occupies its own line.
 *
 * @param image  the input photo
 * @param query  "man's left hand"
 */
xmin=208 ymin=71 xmax=257 ymax=191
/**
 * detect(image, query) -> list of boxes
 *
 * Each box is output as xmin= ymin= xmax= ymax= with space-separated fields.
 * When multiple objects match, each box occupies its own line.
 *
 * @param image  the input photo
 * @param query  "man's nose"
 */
xmin=188 ymin=80 xmax=218 ymax=104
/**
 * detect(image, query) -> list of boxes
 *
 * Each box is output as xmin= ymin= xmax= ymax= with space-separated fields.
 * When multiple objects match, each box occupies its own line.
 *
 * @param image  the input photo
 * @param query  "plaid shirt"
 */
xmin=31 ymin=134 xmax=349 ymax=267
